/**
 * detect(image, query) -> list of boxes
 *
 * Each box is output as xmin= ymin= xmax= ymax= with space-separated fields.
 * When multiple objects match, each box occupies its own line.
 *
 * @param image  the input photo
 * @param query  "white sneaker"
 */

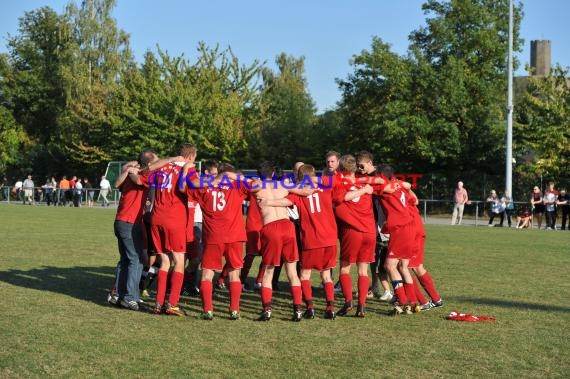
xmin=379 ymin=291 xmax=393 ymax=302
xmin=253 ymin=282 xmax=262 ymax=291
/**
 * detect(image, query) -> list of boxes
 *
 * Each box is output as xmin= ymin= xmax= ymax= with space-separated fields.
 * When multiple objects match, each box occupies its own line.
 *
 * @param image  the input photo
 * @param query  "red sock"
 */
xmin=168 ymin=271 xmax=184 ymax=307
xmin=229 ymin=281 xmax=242 ymax=312
xmin=394 ymin=284 xmax=408 ymax=305
xmin=413 ymin=276 xmax=427 ymax=304
xmin=324 ymin=282 xmax=335 ymax=310
xmin=339 ymin=273 xmax=353 ymax=302
xmin=301 ymin=280 xmax=313 ymax=307
xmin=240 ymin=254 xmax=256 ymax=282
xmin=261 ymin=286 xmax=273 ymax=310
xmin=256 ymin=264 xmax=265 ymax=284
xmin=290 ymin=285 xmax=302 ymax=306
xmin=200 ymin=280 xmax=213 ymax=312
xmin=418 ymin=272 xmax=441 ymax=302
xmin=357 ymin=275 xmax=369 ymax=306
xmin=404 ymin=283 xmax=418 ymax=305
xmin=156 ymin=269 xmax=168 ymax=305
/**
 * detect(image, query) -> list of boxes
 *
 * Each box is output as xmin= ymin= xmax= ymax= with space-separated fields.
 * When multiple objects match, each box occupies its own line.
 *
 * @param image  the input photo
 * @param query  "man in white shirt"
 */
xmin=99 ymin=175 xmax=111 ymax=207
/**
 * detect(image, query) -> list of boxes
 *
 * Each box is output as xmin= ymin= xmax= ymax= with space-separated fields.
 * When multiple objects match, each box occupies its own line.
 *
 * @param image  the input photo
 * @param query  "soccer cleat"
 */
xmin=366 ymin=290 xmax=374 ymax=299
xmin=200 ymin=311 xmax=214 ymax=320
xmin=420 ymin=302 xmax=434 ymax=311
xmin=337 ymin=302 xmax=354 ymax=317
xmin=389 ymin=305 xmax=404 ymax=316
xmin=431 ymin=298 xmax=444 ymax=308
xmin=164 ymin=304 xmax=186 ymax=317
xmin=107 ymin=292 xmax=119 ymax=306
xmin=291 ymin=310 xmax=303 ymax=322
xmin=323 ymin=309 xmax=336 ymax=320
xmin=229 ymin=310 xmax=240 ymax=320
xmin=257 ymin=310 xmax=272 ymax=321
xmin=153 ymin=302 xmax=163 ymax=315
xmin=412 ymin=304 xmax=422 ymax=313
xmin=303 ymin=308 xmax=315 ymax=319
xmin=215 ymin=282 xmax=226 ymax=291
xmin=355 ymin=305 xmax=365 ymax=318
xmin=120 ymin=299 xmax=140 ymax=311
xmin=379 ymin=291 xmax=394 ymax=302
xmin=403 ymin=305 xmax=413 ymax=315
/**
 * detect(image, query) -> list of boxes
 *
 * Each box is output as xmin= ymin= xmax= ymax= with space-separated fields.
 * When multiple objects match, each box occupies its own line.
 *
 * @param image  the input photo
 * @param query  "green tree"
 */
xmin=515 ymin=65 xmax=570 ymax=181
xmin=257 ymin=53 xmax=317 ymax=167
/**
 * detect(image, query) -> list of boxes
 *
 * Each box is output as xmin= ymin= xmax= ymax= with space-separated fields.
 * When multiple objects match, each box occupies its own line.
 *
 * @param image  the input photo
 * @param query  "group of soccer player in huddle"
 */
xmin=109 ymin=143 xmax=443 ymax=321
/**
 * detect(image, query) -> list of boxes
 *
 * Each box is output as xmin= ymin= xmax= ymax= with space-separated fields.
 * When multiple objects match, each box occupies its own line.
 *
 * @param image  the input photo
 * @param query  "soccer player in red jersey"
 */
xmin=183 ymin=162 xmax=250 ymax=320
xmin=260 ymin=164 xmax=338 ymax=320
xmin=254 ymin=162 xmax=304 ymax=321
xmin=374 ymin=165 xmax=419 ymax=315
xmin=333 ymin=155 xmax=376 ymax=317
xmin=407 ymin=195 xmax=443 ymax=310
xmin=131 ymin=143 xmax=199 ymax=316
xmin=240 ymin=189 xmax=265 ymax=292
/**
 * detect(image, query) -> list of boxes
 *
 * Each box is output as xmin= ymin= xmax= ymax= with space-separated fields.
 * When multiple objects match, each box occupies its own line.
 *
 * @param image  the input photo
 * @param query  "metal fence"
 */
xmin=2 ymin=186 xmax=566 ymax=229
xmin=0 ymin=186 xmax=121 ymax=207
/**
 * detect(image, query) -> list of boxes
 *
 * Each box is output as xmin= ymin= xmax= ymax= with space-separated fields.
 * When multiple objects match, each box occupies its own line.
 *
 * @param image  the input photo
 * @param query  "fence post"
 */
xmin=475 ymin=201 xmax=479 ymax=227
xmin=423 ymin=200 xmax=427 ymax=223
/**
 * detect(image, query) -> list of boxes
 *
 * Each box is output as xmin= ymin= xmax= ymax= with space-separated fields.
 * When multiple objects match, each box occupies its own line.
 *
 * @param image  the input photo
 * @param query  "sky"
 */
xmin=1 ymin=0 xmax=569 ymax=113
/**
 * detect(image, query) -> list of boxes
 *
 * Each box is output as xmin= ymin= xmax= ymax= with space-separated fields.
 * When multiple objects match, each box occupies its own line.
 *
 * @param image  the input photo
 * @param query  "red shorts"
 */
xmin=409 ymin=232 xmax=425 ymax=268
xmin=202 ymin=242 xmax=244 ymax=271
xmin=260 ymin=219 xmax=298 ymax=267
xmin=151 ymin=222 xmax=186 ymax=254
xmin=339 ymin=228 xmax=375 ymax=264
xmin=386 ymin=222 xmax=415 ymax=260
xmin=246 ymin=229 xmax=262 ymax=255
xmin=301 ymin=245 xmax=337 ymax=272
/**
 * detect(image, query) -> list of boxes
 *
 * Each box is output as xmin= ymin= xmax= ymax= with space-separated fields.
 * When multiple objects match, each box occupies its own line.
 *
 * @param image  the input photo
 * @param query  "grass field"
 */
xmin=0 ymin=204 xmax=569 ymax=378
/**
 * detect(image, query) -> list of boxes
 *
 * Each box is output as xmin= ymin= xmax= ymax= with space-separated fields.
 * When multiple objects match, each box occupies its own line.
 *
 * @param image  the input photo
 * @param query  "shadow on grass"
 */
xmin=0 ymin=265 xmax=114 ymax=306
xmin=453 ymin=296 xmax=570 ymax=314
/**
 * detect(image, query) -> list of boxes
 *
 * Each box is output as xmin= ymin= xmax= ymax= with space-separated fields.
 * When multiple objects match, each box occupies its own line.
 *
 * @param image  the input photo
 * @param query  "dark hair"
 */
xmin=218 ymin=162 xmax=235 ymax=174
xmin=203 ymin=160 xmax=219 ymax=173
xmin=356 ymin=150 xmax=374 ymax=163
xmin=257 ymin=161 xmax=274 ymax=179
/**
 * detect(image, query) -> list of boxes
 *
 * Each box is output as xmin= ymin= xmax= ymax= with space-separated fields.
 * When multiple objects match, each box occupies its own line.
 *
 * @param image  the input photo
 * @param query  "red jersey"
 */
xmin=139 ymin=163 xmax=195 ymax=226
xmin=115 ymin=178 xmax=148 ymax=224
xmin=287 ymin=186 xmax=337 ymax=250
xmin=190 ymin=180 xmax=249 ymax=244
xmin=376 ymin=180 xmax=413 ymax=231
xmin=333 ymin=181 xmax=375 ymax=234
xmin=245 ymin=193 xmax=262 ymax=232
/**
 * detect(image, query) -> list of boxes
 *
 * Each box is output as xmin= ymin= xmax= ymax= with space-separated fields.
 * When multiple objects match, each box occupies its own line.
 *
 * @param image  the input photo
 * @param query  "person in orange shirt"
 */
xmin=59 ymin=176 xmax=71 ymax=206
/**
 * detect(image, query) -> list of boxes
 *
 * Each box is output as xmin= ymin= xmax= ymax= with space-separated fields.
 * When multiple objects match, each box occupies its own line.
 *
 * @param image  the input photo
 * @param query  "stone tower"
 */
xmin=530 ymin=40 xmax=551 ymax=76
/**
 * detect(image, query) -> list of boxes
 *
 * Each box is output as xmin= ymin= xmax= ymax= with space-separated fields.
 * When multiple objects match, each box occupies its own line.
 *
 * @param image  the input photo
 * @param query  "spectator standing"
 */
xmin=503 ymin=190 xmax=515 ymax=227
xmin=73 ymin=178 xmax=83 ymax=207
xmin=42 ymin=178 xmax=55 ymax=206
xmin=1 ymin=176 xmax=9 ymax=201
xmin=451 ymin=181 xmax=470 ymax=225
xmin=83 ymin=178 xmax=94 ymax=208
xmin=99 ymin=175 xmax=111 ymax=207
xmin=530 ymin=186 xmax=544 ymax=229
xmin=543 ymin=182 xmax=558 ymax=230
xmin=14 ymin=179 xmax=23 ymax=201
xmin=557 ymin=188 xmax=569 ymax=230
xmin=487 ymin=190 xmax=505 ymax=227
xmin=58 ymin=176 xmax=70 ymax=206
xmin=22 ymin=175 xmax=34 ymax=205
